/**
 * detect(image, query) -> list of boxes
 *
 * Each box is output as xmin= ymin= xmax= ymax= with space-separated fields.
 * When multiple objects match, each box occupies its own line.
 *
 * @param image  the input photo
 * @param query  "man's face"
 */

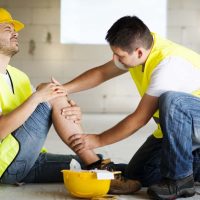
xmin=111 ymin=46 xmax=144 ymax=69
xmin=0 ymin=23 xmax=19 ymax=57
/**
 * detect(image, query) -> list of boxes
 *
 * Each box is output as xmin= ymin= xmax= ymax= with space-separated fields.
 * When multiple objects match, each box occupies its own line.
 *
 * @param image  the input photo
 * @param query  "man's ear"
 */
xmin=136 ymin=48 xmax=143 ymax=59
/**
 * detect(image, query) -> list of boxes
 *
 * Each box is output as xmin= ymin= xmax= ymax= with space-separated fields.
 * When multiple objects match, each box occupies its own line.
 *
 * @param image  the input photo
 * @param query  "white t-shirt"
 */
xmin=146 ymin=56 xmax=200 ymax=97
xmin=114 ymin=56 xmax=200 ymax=97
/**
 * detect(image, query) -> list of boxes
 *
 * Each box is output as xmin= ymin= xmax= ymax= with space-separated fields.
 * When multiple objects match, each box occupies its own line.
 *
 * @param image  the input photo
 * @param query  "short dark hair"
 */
xmin=105 ymin=16 xmax=153 ymax=53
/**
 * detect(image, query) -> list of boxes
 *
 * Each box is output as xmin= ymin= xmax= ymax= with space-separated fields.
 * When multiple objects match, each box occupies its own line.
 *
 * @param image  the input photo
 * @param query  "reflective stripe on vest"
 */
xmin=129 ymin=33 xmax=200 ymax=138
xmin=0 ymin=65 xmax=32 ymax=178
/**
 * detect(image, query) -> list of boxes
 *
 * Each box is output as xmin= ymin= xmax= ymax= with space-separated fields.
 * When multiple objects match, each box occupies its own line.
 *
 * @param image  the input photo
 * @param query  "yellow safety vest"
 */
xmin=129 ymin=33 xmax=200 ymax=138
xmin=0 ymin=65 xmax=32 ymax=178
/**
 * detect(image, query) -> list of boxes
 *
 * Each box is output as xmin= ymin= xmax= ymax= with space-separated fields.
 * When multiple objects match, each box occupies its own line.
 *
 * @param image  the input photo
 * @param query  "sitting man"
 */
xmin=0 ymin=8 xmax=123 ymax=185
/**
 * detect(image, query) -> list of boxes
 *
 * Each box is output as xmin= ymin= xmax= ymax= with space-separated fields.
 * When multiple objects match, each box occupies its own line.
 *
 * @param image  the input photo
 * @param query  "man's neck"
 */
xmin=142 ymin=39 xmax=154 ymax=66
xmin=0 ymin=54 xmax=11 ymax=74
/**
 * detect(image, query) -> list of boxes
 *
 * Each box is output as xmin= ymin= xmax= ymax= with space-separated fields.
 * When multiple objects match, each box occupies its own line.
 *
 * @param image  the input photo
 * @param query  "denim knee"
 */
xmin=159 ymin=91 xmax=190 ymax=115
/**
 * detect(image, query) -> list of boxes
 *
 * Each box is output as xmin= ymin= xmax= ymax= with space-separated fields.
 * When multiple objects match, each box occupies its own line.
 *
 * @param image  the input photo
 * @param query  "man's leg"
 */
xmin=21 ymin=153 xmax=85 ymax=183
xmin=108 ymin=135 xmax=162 ymax=195
xmin=20 ymin=152 xmax=116 ymax=184
xmin=49 ymin=96 xmax=100 ymax=165
xmin=0 ymin=103 xmax=52 ymax=184
xmin=126 ymin=136 xmax=200 ymax=186
xmin=193 ymin=148 xmax=200 ymax=183
xmin=125 ymin=135 xmax=162 ymax=186
xmin=148 ymin=91 xmax=200 ymax=199
xmin=49 ymin=95 xmax=126 ymax=171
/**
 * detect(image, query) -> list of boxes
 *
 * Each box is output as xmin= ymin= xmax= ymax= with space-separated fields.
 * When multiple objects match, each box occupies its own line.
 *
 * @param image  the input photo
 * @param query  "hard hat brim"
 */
xmin=0 ymin=19 xmax=25 ymax=32
xmin=11 ymin=19 xmax=24 ymax=32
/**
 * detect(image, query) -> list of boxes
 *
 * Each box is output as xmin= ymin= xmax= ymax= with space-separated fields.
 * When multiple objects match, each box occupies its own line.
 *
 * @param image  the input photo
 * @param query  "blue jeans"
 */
xmin=0 ymin=103 xmax=84 ymax=184
xmin=159 ymin=91 xmax=200 ymax=179
xmin=125 ymin=91 xmax=200 ymax=186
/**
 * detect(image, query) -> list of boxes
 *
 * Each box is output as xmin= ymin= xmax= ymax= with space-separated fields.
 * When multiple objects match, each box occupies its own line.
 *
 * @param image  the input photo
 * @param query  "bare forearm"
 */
xmin=63 ymin=67 xmax=105 ymax=94
xmin=63 ymin=61 xmax=125 ymax=94
xmin=99 ymin=95 xmax=159 ymax=146
xmin=0 ymin=94 xmax=39 ymax=140
xmin=99 ymin=113 xmax=146 ymax=146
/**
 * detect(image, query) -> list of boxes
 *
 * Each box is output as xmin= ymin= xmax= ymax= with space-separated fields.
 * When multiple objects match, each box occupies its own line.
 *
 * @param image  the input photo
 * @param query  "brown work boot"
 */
xmin=109 ymin=175 xmax=142 ymax=194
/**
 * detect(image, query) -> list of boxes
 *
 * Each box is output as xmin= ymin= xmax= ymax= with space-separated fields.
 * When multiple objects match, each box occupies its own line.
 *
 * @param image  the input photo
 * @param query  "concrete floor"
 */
xmin=0 ymin=114 xmax=200 ymax=200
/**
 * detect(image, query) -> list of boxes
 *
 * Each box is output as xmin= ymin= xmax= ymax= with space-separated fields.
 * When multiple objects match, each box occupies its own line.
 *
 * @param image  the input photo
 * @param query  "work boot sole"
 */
xmin=109 ymin=187 xmax=141 ymax=195
xmin=147 ymin=187 xmax=195 ymax=200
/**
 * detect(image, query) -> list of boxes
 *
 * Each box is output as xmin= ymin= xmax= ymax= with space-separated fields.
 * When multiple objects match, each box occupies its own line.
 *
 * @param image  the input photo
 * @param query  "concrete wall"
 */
xmin=0 ymin=0 xmax=200 ymax=113
xmin=168 ymin=0 xmax=200 ymax=51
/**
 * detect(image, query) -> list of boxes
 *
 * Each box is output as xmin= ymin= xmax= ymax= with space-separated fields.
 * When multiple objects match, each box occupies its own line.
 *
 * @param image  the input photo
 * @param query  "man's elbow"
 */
xmin=0 ymin=131 xmax=6 ymax=141
xmin=0 ymin=126 xmax=9 ymax=140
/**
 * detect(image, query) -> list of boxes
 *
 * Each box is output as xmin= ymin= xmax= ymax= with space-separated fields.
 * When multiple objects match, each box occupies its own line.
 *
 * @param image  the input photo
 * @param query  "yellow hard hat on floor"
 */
xmin=0 ymin=8 xmax=24 ymax=31
xmin=62 ymin=170 xmax=111 ymax=198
